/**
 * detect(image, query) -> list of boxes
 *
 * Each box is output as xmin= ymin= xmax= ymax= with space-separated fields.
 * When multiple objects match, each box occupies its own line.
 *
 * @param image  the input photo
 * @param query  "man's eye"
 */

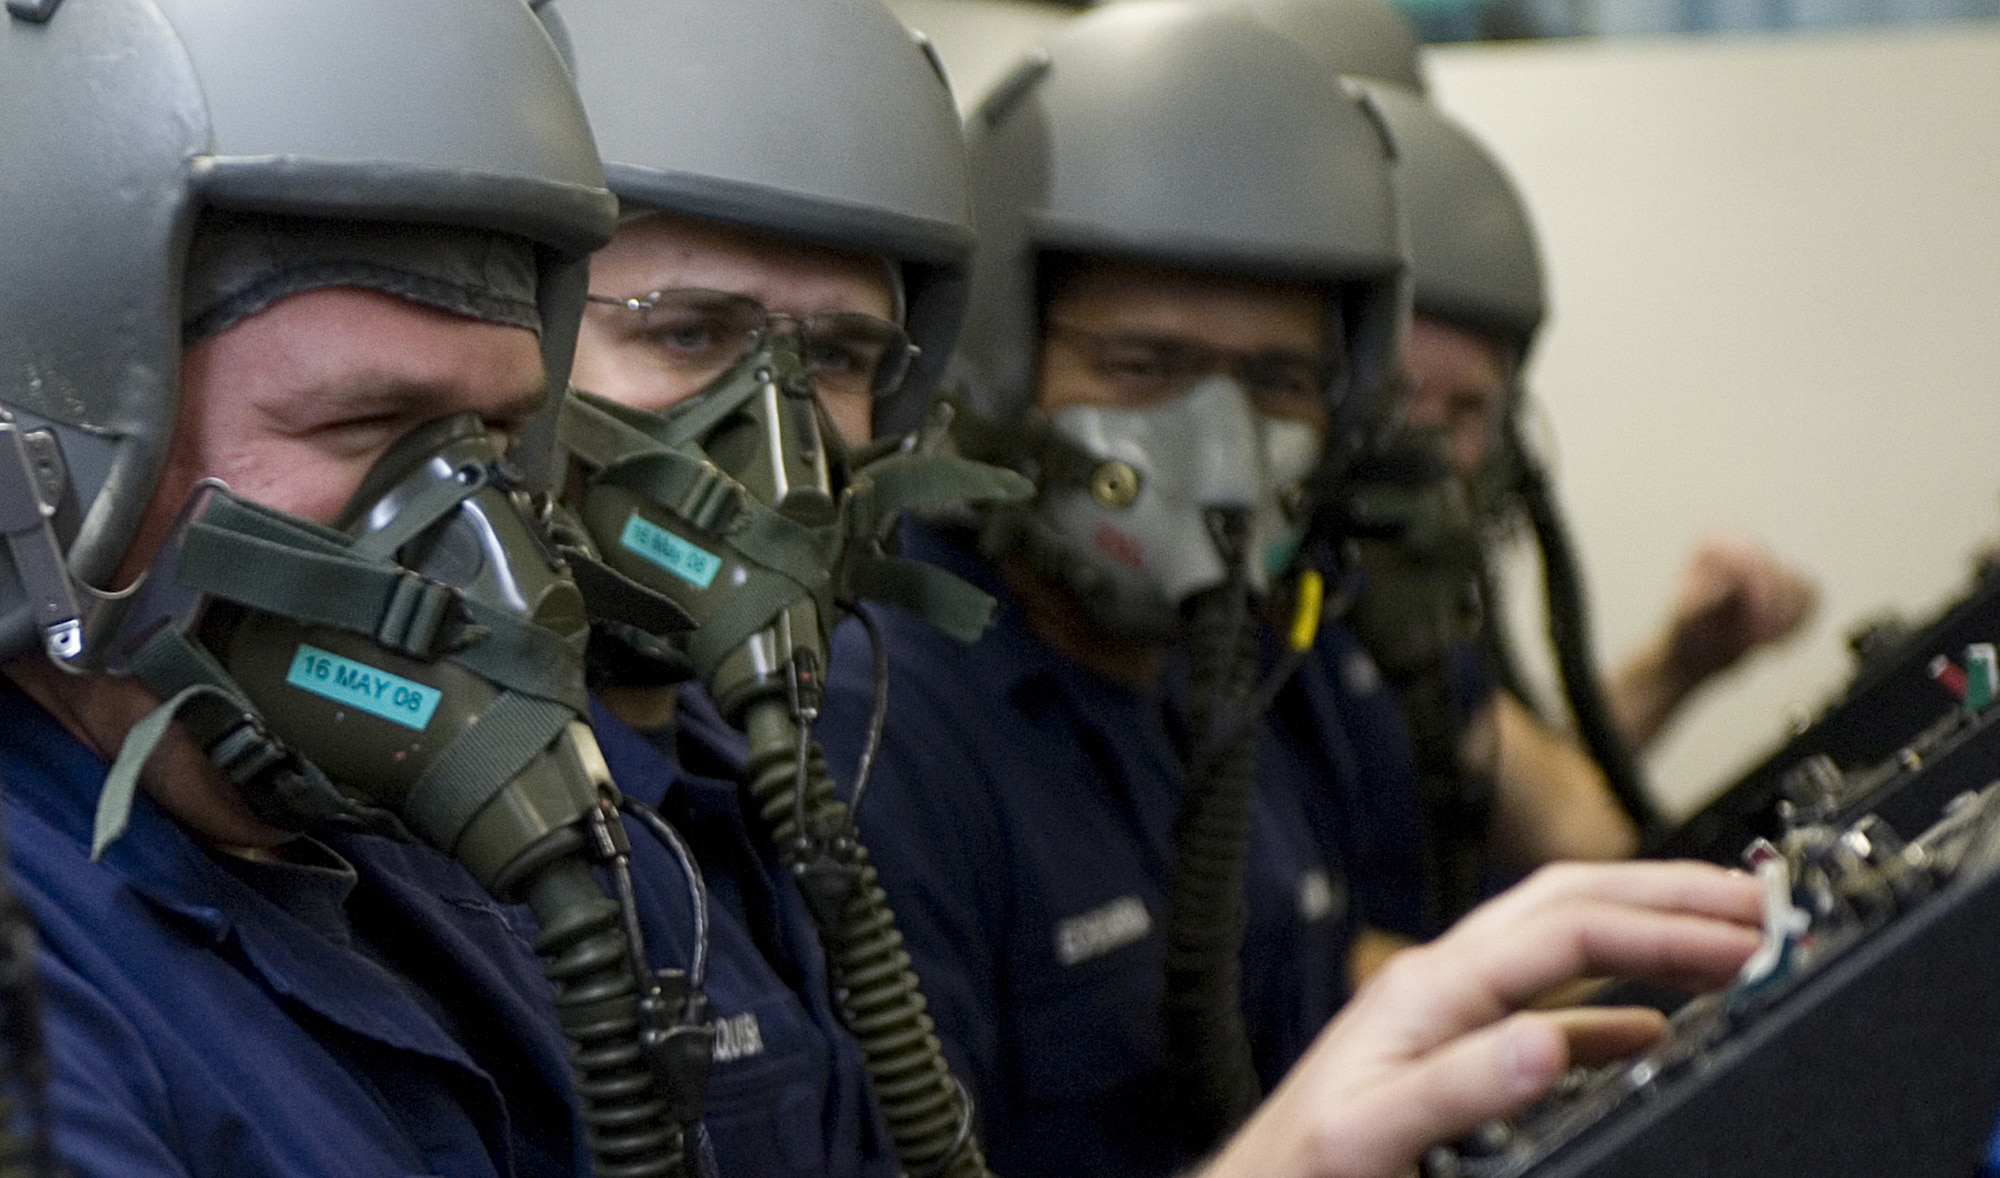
xmin=1240 ymin=353 xmax=1327 ymax=402
xmin=806 ymin=340 xmax=870 ymax=376
xmin=1095 ymin=347 xmax=1181 ymax=385
xmin=642 ymin=313 xmax=738 ymax=364
xmin=1251 ymin=369 xmax=1322 ymax=402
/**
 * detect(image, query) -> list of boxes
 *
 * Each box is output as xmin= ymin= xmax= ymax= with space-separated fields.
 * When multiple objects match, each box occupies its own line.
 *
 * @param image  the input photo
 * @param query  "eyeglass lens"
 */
xmin=596 ymin=288 xmax=914 ymax=398
xmin=1055 ymin=325 xmax=1335 ymax=416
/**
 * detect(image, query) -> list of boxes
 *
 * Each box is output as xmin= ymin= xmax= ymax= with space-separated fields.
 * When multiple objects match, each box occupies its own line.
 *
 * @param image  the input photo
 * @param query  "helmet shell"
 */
xmin=0 ymin=0 xmax=616 ymax=661
xmin=957 ymin=0 xmax=1406 ymax=449
xmin=1366 ymin=84 xmax=1547 ymax=352
xmin=544 ymin=0 xmax=976 ymax=435
xmin=1232 ymin=0 xmax=1429 ymax=93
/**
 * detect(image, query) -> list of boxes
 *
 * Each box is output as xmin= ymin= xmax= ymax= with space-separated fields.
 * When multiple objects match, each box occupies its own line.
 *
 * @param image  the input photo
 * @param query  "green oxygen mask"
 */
xmin=94 ymin=412 xmax=705 ymax=1178
xmin=1340 ymin=424 xmax=1487 ymax=676
xmin=94 ymin=413 xmax=597 ymax=879
xmin=1334 ymin=424 xmax=1498 ymax=929
xmin=558 ymin=334 xmax=1027 ymax=1178
xmin=558 ymin=333 xmax=1028 ymax=716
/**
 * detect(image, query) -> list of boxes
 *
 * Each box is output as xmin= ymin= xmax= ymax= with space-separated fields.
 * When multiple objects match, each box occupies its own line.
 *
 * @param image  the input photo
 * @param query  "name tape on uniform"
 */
xmin=1054 ymin=895 xmax=1153 ymax=967
xmin=711 ymin=1010 xmax=765 ymax=1064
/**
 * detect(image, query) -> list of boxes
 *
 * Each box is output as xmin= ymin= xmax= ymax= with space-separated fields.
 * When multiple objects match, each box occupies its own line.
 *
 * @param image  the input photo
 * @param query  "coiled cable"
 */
xmin=740 ymin=694 xmax=990 ymax=1178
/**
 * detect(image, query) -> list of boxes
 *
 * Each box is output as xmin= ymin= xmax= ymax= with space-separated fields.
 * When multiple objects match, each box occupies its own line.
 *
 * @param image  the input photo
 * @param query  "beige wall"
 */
xmin=889 ymin=2 xmax=2000 ymax=816
xmin=1430 ymin=24 xmax=2000 ymax=815
xmin=886 ymin=0 xmax=1075 ymax=102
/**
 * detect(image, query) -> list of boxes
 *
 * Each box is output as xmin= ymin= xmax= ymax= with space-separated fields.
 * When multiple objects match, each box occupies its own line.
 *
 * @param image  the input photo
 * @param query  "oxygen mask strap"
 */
xmin=835 ymin=444 xmax=1031 ymax=644
xmin=95 ymin=625 xmax=378 ymax=858
xmin=400 ymin=691 xmax=578 ymax=854
xmin=564 ymin=392 xmax=838 ymax=678
xmin=569 ymin=390 xmax=1027 ymax=669
xmin=94 ymin=478 xmax=595 ymax=857
xmin=174 ymin=492 xmax=586 ymax=708
xmin=946 ymin=400 xmax=1100 ymax=498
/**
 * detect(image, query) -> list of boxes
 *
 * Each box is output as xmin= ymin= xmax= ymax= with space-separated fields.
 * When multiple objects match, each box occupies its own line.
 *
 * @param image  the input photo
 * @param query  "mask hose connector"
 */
xmin=597 ymin=798 xmax=714 ymax=1166
xmin=517 ymin=838 xmax=690 ymax=1178
xmin=1161 ymin=506 xmax=1266 ymax=1149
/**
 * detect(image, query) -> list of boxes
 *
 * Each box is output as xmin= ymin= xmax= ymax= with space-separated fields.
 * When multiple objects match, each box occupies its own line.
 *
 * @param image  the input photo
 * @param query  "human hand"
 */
xmin=1198 ymin=861 xmax=1762 ymax=1178
xmin=1664 ymin=537 xmax=1818 ymax=685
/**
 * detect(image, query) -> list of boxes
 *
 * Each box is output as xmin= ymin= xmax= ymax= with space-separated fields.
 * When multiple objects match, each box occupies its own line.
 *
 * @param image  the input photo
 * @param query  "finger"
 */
xmin=1461 ymin=861 xmax=1763 ymax=933
xmin=1546 ymin=1006 xmax=1667 ymax=1067
xmin=1528 ymin=976 xmax=1609 ymax=1010
xmin=1496 ymin=905 xmax=1759 ymax=1008
xmin=1328 ymin=1013 xmax=1572 ymax=1168
xmin=1363 ymin=868 xmax=1761 ymax=1048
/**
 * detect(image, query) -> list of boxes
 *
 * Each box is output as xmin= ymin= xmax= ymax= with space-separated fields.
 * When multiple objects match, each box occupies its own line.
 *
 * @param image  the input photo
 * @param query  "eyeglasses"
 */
xmin=585 ymin=287 xmax=918 ymax=398
xmin=1044 ymin=321 xmax=1337 ymax=420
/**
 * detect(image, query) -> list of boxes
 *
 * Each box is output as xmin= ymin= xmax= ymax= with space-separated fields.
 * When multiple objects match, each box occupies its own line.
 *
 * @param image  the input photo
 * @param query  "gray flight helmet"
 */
xmin=959 ymin=0 xmax=1407 ymax=455
xmin=0 ymin=0 xmax=616 ymax=667
xmin=542 ymin=0 xmax=975 ymax=437
xmin=1227 ymin=0 xmax=1429 ymax=94
xmin=1365 ymin=85 xmax=1546 ymax=354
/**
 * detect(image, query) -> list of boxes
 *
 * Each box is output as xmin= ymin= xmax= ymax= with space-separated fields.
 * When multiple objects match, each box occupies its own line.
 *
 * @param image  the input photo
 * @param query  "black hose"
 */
xmin=740 ymin=699 xmax=989 ymax=1178
xmin=1160 ymin=510 xmax=1266 ymax=1149
xmin=620 ymin=799 xmax=711 ymax=992
xmin=1397 ymin=661 xmax=1494 ymax=930
xmin=1514 ymin=451 xmax=1661 ymax=835
xmin=516 ymin=855 xmax=688 ymax=1178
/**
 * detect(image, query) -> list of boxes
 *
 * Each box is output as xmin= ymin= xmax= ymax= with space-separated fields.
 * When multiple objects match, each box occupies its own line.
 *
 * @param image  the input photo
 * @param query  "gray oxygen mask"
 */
xmin=96 ymin=412 xmax=606 ymax=894
xmin=1040 ymin=375 xmax=1322 ymax=640
xmin=560 ymin=333 xmax=1030 ymax=721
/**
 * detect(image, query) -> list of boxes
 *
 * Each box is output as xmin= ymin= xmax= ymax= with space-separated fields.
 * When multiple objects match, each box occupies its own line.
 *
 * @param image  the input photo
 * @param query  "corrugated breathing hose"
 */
xmin=510 ymin=851 xmax=689 ymax=1178
xmin=739 ymin=694 xmax=990 ymax=1178
xmin=1513 ymin=452 xmax=1661 ymax=837
xmin=1161 ymin=508 xmax=1266 ymax=1149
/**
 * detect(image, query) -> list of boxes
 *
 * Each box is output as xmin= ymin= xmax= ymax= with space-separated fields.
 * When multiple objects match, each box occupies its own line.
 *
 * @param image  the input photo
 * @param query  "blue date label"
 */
xmin=284 ymin=644 xmax=442 ymax=731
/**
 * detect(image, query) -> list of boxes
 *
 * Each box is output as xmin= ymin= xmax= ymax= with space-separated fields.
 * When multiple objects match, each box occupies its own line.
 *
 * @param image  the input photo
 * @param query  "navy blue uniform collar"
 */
xmin=589 ymin=686 xmax=745 ymax=813
xmin=0 ymin=675 xmax=566 ymax=1115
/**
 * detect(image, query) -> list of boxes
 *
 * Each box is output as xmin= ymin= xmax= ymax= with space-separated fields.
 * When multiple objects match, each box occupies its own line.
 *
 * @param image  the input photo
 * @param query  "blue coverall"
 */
xmin=592 ymin=692 xmax=896 ymax=1178
xmin=815 ymin=523 xmax=1420 ymax=1178
xmin=0 ymin=676 xmax=585 ymax=1176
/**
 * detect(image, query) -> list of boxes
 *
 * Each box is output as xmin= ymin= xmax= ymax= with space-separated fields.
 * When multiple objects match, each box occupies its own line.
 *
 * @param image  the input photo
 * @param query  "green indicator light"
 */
xmin=1967 ymin=643 xmax=1997 ymax=712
